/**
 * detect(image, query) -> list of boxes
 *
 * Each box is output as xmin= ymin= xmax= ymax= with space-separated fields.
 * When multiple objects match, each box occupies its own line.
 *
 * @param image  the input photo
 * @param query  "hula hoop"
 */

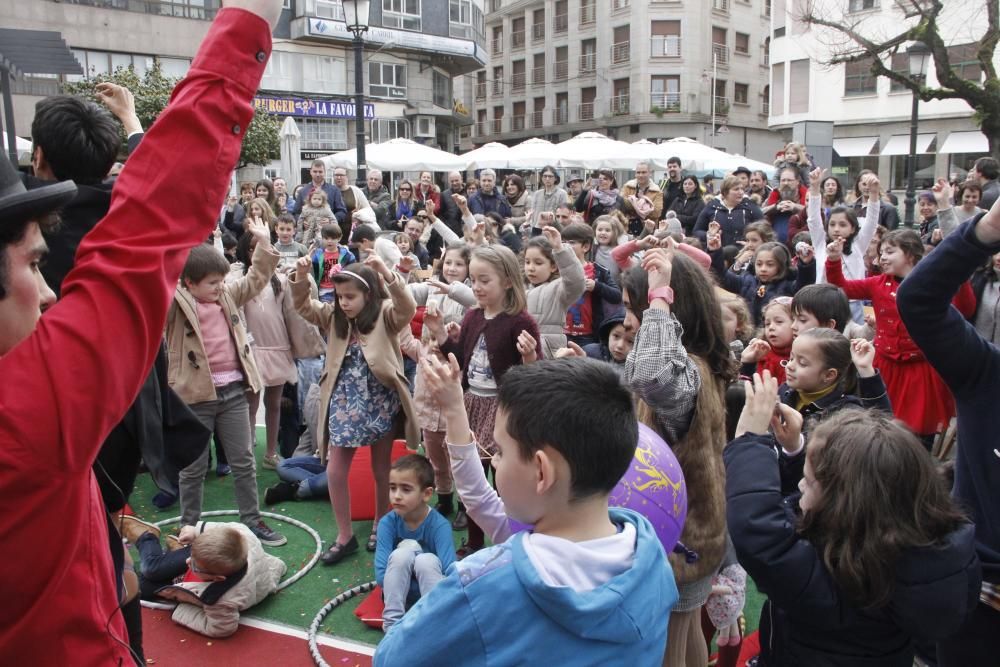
xmin=307 ymin=581 xmax=379 ymax=667
xmin=139 ymin=509 xmax=323 ymax=610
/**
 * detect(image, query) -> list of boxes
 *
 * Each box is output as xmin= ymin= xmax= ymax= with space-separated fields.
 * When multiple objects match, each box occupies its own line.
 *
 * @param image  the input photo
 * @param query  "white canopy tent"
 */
xmin=321 ymin=138 xmax=468 ymax=172
xmin=505 ymin=137 xmax=559 ymax=169
xmin=700 ymin=153 xmax=777 ymax=178
xmin=461 ymin=142 xmax=512 ymax=169
xmin=3 ymin=131 xmax=32 ymax=165
xmin=650 ymin=137 xmax=734 ymax=172
xmin=555 ymin=132 xmax=658 ymax=169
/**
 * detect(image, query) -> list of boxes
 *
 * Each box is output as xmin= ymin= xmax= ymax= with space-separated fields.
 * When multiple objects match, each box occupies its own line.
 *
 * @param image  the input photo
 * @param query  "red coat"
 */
xmin=826 ymin=258 xmax=976 ymax=362
xmin=416 ymin=184 xmax=441 ymax=215
xmin=0 ymin=10 xmax=269 ymax=664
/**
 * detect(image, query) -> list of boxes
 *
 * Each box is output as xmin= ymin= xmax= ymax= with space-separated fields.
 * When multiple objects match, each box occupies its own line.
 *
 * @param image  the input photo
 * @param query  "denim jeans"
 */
xmin=276 ymin=455 xmax=328 ymax=499
xmin=382 ymin=540 xmax=445 ymax=632
xmin=136 ymin=532 xmax=191 ymax=600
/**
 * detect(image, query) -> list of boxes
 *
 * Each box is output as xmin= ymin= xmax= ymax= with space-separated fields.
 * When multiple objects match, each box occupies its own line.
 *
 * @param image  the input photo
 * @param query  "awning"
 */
xmin=938 ymin=131 xmax=989 ymax=155
xmin=880 ymin=134 xmax=935 ymax=156
xmin=0 ymin=28 xmax=82 ymax=77
xmin=832 ymin=136 xmax=878 ymax=157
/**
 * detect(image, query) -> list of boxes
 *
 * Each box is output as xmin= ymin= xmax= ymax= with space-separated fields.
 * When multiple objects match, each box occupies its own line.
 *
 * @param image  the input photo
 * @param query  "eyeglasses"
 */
xmin=399 ymin=187 xmax=412 ymax=191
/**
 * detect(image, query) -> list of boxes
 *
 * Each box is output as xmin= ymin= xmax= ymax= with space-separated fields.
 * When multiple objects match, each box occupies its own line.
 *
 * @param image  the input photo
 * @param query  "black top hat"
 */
xmin=732 ymin=165 xmax=752 ymax=177
xmin=0 ymin=156 xmax=77 ymax=230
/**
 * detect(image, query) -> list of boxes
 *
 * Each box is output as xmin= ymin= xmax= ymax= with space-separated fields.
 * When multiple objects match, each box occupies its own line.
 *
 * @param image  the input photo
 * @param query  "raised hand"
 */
xmin=707 ymin=232 xmax=722 ymax=252
xmin=826 ymin=238 xmax=845 ymax=262
xmin=771 ymin=403 xmax=804 ymax=455
xmin=808 ymin=167 xmax=823 ymax=190
xmin=445 ymin=321 xmax=462 ymax=343
xmin=516 ymin=330 xmax=538 ymax=363
xmin=295 ymin=255 xmax=311 ymax=280
xmin=541 ymin=225 xmax=562 ymax=247
xmin=246 ymin=215 xmax=271 ymax=247
xmin=735 ymin=371 xmax=779 ymax=437
xmin=642 ymin=247 xmax=674 ymax=291
xmin=740 ymin=338 xmax=771 ymax=364
xmin=426 ymin=278 xmax=450 ymax=294
xmin=451 ymin=193 xmax=468 ymax=210
xmin=364 ymin=253 xmax=393 ymax=281
xmin=864 ymin=174 xmax=881 ymax=204
xmin=850 ymin=337 xmax=876 ymax=377
xmin=931 ymin=178 xmax=952 ymax=209
xmin=635 ymin=234 xmax=659 ymax=251
xmin=95 ymin=82 xmax=141 ymax=134
xmin=420 ymin=352 xmax=465 ymax=420
xmin=396 ymin=255 xmax=416 ymax=275
xmin=423 ymin=303 xmax=445 ymax=342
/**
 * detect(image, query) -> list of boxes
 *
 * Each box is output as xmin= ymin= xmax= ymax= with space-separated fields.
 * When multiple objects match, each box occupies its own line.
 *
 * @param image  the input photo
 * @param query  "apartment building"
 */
xmin=1 ymin=0 xmax=486 ymax=183
xmin=469 ymin=0 xmax=781 ymax=161
xmin=769 ymin=0 xmax=997 ymax=189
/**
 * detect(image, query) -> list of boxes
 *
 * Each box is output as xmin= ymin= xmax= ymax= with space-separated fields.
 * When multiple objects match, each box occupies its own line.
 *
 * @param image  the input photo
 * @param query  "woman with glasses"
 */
xmin=389 ymin=179 xmax=417 ymax=231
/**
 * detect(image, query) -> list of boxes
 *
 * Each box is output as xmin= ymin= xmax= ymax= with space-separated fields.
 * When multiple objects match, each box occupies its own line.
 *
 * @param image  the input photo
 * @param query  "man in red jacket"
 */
xmin=0 ymin=1 xmax=282 ymax=663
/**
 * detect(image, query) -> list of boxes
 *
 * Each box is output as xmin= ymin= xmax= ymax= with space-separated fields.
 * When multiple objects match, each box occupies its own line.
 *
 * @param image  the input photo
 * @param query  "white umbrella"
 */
xmin=700 ymin=153 xmax=777 ymax=179
xmin=506 ymin=137 xmax=558 ymax=169
xmin=2 ymin=132 xmax=33 ymax=165
xmin=461 ymin=142 xmax=512 ymax=169
xmin=279 ymin=117 xmax=302 ymax=186
xmin=555 ymin=131 xmax=642 ymax=169
xmin=322 ymin=138 xmax=467 ymax=172
xmin=652 ymin=137 xmax=732 ymax=172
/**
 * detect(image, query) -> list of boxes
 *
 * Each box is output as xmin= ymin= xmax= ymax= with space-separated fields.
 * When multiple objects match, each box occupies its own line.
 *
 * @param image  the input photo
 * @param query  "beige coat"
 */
xmin=165 ymin=244 xmax=279 ymax=405
xmin=155 ymin=522 xmax=287 ymax=638
xmin=525 ymin=244 xmax=586 ymax=359
xmin=621 ymin=179 xmax=664 ymax=222
xmin=289 ymin=272 xmax=419 ymax=461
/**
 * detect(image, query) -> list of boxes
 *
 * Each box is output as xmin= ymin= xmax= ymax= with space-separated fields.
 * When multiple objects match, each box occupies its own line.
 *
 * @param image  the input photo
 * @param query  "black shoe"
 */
xmin=435 ymin=492 xmax=454 ymax=517
xmin=216 ymin=463 xmax=231 ymax=477
xmin=451 ymin=508 xmax=468 ymax=531
xmin=250 ymin=521 xmax=287 ymax=547
xmin=264 ymin=481 xmax=297 ymax=506
xmin=320 ymin=535 xmax=359 ymax=565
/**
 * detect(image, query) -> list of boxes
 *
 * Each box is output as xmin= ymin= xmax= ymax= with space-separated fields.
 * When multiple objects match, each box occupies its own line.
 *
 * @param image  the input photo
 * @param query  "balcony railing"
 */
xmin=579 ymin=52 xmax=596 ymax=74
xmin=511 ymin=115 xmax=526 ymax=131
xmin=475 ymin=82 xmax=486 ymax=99
xmin=579 ymin=101 xmax=595 ymax=121
xmin=491 ymin=38 xmax=503 ymax=56
xmin=555 ymin=106 xmax=569 ymax=123
xmin=476 ymin=121 xmax=487 ymax=136
xmin=610 ymin=95 xmax=630 ymax=115
xmin=308 ymin=0 xmax=344 ymax=21
xmin=511 ymin=71 xmax=526 ymax=91
xmin=532 ymin=66 xmax=545 ymax=86
xmin=531 ymin=110 xmax=544 ymax=127
xmin=612 ymin=0 xmax=630 ymax=10
xmin=611 ymin=41 xmax=630 ymax=64
xmin=511 ymin=30 xmax=525 ymax=49
xmin=553 ymin=13 xmax=568 ymax=33
xmin=492 ymin=79 xmax=504 ymax=95
xmin=580 ymin=3 xmax=595 ymax=25
xmin=712 ymin=43 xmax=730 ymax=66
xmin=762 ymin=48 xmax=770 ymax=66
xmin=67 ymin=0 xmax=221 ymax=20
xmin=492 ymin=118 xmax=504 ymax=134
xmin=651 ymin=36 xmax=681 ymax=57
xmin=650 ymin=92 xmax=681 ymax=113
xmin=713 ymin=95 xmax=730 ymax=118
xmin=712 ymin=0 xmax=730 ymax=12
xmin=532 ymin=22 xmax=545 ymax=41
xmin=762 ymin=99 xmax=770 ymax=115
xmin=554 ymin=60 xmax=569 ymax=81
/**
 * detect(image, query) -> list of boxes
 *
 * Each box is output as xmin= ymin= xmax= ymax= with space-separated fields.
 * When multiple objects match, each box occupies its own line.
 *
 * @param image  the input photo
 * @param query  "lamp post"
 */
xmin=344 ymin=0 xmax=371 ymax=189
xmin=903 ymin=40 xmax=930 ymax=229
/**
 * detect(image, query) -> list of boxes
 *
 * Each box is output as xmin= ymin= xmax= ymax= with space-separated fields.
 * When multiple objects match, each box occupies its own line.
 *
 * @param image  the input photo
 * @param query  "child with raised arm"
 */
xmin=522 ymin=225 xmax=586 ymax=358
xmin=374 ymin=355 xmax=676 ymax=665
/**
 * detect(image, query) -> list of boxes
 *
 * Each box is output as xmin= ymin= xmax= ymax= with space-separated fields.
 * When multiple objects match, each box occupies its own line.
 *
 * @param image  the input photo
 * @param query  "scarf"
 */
xmin=593 ymin=188 xmax=619 ymax=208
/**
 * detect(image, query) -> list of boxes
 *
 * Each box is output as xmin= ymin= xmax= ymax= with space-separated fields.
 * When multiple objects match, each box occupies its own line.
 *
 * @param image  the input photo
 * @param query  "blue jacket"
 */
xmin=374 ymin=508 xmax=676 ymax=666
xmin=726 ymin=433 xmax=980 ymax=667
xmin=468 ymin=189 xmax=511 ymax=219
xmin=897 ymin=215 xmax=1000 ymax=583
xmin=309 ymin=245 xmax=355 ymax=287
xmin=709 ymin=249 xmax=815 ymax=326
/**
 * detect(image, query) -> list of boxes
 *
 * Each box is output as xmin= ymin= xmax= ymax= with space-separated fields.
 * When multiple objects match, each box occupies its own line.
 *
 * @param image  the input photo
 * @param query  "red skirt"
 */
xmin=874 ymin=353 xmax=955 ymax=436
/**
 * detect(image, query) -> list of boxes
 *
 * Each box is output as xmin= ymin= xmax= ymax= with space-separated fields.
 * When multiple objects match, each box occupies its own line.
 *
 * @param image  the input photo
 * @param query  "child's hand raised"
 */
xmin=740 ymin=338 xmax=770 ymax=364
xmin=541 ymin=225 xmax=562 ymax=247
xmin=420 ymin=352 xmax=465 ymax=419
xmin=635 ymin=234 xmax=659 ymax=251
xmin=864 ymin=174 xmax=881 ymax=204
xmin=932 ymin=177 xmax=952 ymax=209
xmin=246 ymin=216 xmax=272 ymax=247
xmin=808 ymin=167 xmax=823 ymax=190
xmin=445 ymin=321 xmax=462 ymax=343
xmin=397 ymin=255 xmax=416 ymax=275
xmin=423 ymin=304 xmax=446 ymax=343
xmin=707 ymin=231 xmax=722 ymax=252
xmin=850 ymin=338 xmax=876 ymax=377
xmin=735 ymin=371 xmax=780 ymax=437
xmin=516 ymin=330 xmax=538 ymax=363
xmin=294 ymin=256 xmax=311 ymax=280
xmin=642 ymin=247 xmax=674 ymax=291
xmin=364 ymin=253 xmax=393 ymax=282
xmin=826 ymin=238 xmax=845 ymax=262
xmin=771 ymin=403 xmax=804 ymax=455
xmin=451 ymin=192 xmax=468 ymax=210
xmin=426 ymin=278 xmax=450 ymax=294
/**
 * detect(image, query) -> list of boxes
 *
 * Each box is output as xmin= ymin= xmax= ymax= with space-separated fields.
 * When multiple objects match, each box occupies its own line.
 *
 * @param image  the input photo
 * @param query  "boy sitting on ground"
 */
xmin=374 ymin=356 xmax=676 ymax=665
xmin=120 ymin=515 xmax=286 ymax=638
xmin=375 ymin=454 xmax=456 ymax=632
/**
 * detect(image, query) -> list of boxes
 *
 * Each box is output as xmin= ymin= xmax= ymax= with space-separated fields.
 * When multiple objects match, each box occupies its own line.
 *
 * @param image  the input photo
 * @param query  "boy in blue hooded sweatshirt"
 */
xmin=374 ymin=356 xmax=676 ymax=666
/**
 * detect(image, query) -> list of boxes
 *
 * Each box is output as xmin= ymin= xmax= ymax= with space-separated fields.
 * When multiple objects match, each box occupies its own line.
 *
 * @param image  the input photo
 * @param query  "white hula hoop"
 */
xmin=307 ymin=581 xmax=379 ymax=667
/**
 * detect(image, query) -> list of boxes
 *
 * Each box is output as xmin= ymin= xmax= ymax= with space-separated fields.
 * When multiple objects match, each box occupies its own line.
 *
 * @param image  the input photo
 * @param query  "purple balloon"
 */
xmin=505 ymin=423 xmax=686 ymax=552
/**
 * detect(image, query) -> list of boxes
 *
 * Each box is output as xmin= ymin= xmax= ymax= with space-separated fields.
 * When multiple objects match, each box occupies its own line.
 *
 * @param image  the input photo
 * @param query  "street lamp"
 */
xmin=344 ymin=0 xmax=371 ymax=189
xmin=903 ymin=40 xmax=931 ymax=229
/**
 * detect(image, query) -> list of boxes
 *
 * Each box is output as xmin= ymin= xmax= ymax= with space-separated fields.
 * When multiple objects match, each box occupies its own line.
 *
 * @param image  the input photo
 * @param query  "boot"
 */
xmin=120 ymin=515 xmax=160 ymax=545
xmin=435 ymin=492 xmax=454 ymax=517
xmin=264 ymin=481 xmax=298 ymax=506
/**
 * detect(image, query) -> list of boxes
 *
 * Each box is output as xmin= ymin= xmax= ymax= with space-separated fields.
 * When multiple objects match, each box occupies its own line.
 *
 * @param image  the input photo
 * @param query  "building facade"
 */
xmin=469 ymin=0 xmax=781 ymax=162
xmin=768 ymin=0 xmax=997 ymax=192
xmin=0 ymin=0 xmax=486 ymax=184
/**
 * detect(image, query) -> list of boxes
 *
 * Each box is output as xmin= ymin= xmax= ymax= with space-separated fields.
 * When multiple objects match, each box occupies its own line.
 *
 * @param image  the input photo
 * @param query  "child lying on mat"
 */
xmin=121 ymin=516 xmax=286 ymax=638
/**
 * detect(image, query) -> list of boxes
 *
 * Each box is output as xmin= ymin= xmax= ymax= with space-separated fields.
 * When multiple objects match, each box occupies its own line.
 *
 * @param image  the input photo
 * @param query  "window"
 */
xmin=651 ymin=20 xmax=681 ymax=57
xmin=299 ymin=118 xmax=348 ymax=150
xmin=449 ymin=0 xmax=470 ymax=23
xmin=532 ymin=96 xmax=545 ymax=127
xmin=773 ymin=0 xmax=786 ymax=37
xmin=580 ymin=86 xmax=596 ymax=120
xmin=947 ymin=43 xmax=982 ymax=82
xmin=844 ymin=58 xmax=876 ymax=96
xmin=734 ymin=82 xmax=749 ymax=104
xmin=314 ymin=0 xmax=345 ymax=20
xmin=848 ymin=0 xmax=878 ymax=12
xmin=157 ymin=57 xmax=191 ymax=79
xmin=449 ymin=0 xmax=484 ymax=42
xmin=554 ymin=0 xmax=568 ymax=33
xmin=492 ymin=26 xmax=503 ymax=56
xmin=475 ymin=70 xmax=486 ymax=99
xmin=512 ymin=101 xmax=526 ymax=130
xmin=789 ymin=58 xmax=809 ymax=112
xmin=712 ymin=27 xmax=729 ymax=66
xmin=612 ymin=25 xmax=630 ymax=65
xmin=555 ymin=46 xmax=569 ymax=81
xmin=492 ymin=66 xmax=504 ymax=94
xmin=369 ymin=61 xmax=407 ymax=99
xmin=651 ymin=74 xmax=680 ymax=112
xmin=580 ymin=40 xmax=596 ymax=74
xmin=772 ymin=62 xmax=784 ymax=115
xmin=612 ymin=77 xmax=629 ymax=114
xmin=512 ymin=60 xmax=526 ymax=91
xmin=762 ymin=84 xmax=770 ymax=114
xmin=372 ymin=118 xmax=409 ymax=143
xmin=580 ymin=0 xmax=595 ymax=25
xmin=889 ymin=51 xmax=908 ymax=92
xmin=532 ymin=9 xmax=545 ymax=41
xmin=511 ymin=17 xmax=525 ymax=48
xmin=735 ymin=32 xmax=750 ymax=55
xmin=263 ymin=51 xmax=345 ymax=94
xmin=68 ymin=50 xmax=155 ymax=82
xmin=433 ymin=70 xmax=452 ymax=108
xmin=556 ymin=92 xmax=569 ymax=123
xmin=382 ymin=0 xmax=421 ymax=31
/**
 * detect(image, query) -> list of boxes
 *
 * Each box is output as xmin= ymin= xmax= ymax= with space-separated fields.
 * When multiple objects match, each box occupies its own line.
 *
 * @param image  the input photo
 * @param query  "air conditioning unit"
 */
xmin=414 ymin=116 xmax=436 ymax=137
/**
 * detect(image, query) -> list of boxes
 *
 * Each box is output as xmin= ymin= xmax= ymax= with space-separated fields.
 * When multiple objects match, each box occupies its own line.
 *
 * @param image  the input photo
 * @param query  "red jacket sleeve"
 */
xmin=0 ymin=8 xmax=271 ymax=472
xmin=952 ymin=280 xmax=977 ymax=319
xmin=825 ymin=258 xmax=873 ymax=301
xmin=765 ymin=190 xmax=780 ymax=207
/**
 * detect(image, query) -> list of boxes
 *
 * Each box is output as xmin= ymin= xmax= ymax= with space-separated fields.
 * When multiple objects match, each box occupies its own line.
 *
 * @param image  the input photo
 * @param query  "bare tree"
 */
xmin=799 ymin=0 xmax=999 ymax=159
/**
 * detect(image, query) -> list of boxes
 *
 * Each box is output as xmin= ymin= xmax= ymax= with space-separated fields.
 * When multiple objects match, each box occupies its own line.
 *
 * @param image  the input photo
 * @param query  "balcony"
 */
xmin=532 ymin=66 xmax=545 ymax=86
xmin=713 ymin=95 xmax=730 ymax=119
xmin=532 ymin=22 xmax=545 ymax=41
xmin=762 ymin=48 xmax=770 ymax=66
xmin=492 ymin=79 xmax=504 ymax=95
xmin=712 ymin=0 xmax=730 ymax=12
xmin=307 ymin=0 xmax=344 ymax=21
xmin=553 ymin=13 xmax=568 ymax=33
xmin=651 ymin=36 xmax=681 ymax=57
xmin=555 ymin=106 xmax=569 ymax=124
xmin=580 ymin=3 xmax=595 ymax=25
xmin=512 ymin=115 xmax=526 ymax=131
xmin=491 ymin=38 xmax=503 ymax=56
xmin=554 ymin=60 xmax=569 ymax=81
xmin=531 ymin=110 xmax=544 ymax=128
xmin=610 ymin=95 xmax=630 ymax=115
xmin=579 ymin=53 xmax=597 ymax=74
xmin=762 ymin=99 xmax=770 ymax=115
xmin=511 ymin=30 xmax=526 ymax=49
xmin=612 ymin=0 xmax=630 ymax=9
xmin=579 ymin=102 xmax=595 ymax=121
xmin=650 ymin=92 xmax=681 ymax=113
xmin=475 ymin=82 xmax=486 ymax=99
xmin=511 ymin=71 xmax=526 ymax=92
xmin=476 ymin=121 xmax=487 ymax=136
xmin=492 ymin=118 xmax=503 ymax=134
xmin=68 ymin=0 xmax=222 ymax=19
xmin=712 ymin=43 xmax=730 ymax=66
xmin=611 ymin=41 xmax=630 ymax=65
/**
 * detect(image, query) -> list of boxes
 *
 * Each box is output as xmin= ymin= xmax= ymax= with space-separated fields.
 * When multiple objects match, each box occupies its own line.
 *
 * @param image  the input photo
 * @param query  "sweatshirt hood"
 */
xmin=512 ymin=508 xmax=676 ymax=643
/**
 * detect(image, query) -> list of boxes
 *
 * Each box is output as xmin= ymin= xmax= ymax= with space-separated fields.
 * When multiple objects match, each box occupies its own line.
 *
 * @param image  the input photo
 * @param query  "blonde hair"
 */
xmin=719 ymin=175 xmax=743 ymax=197
xmin=594 ymin=214 xmax=626 ymax=246
xmin=717 ymin=288 xmax=753 ymax=343
xmin=247 ymin=197 xmax=276 ymax=226
xmin=471 ymin=245 xmax=527 ymax=316
xmin=782 ymin=142 xmax=809 ymax=166
xmin=191 ymin=526 xmax=248 ymax=576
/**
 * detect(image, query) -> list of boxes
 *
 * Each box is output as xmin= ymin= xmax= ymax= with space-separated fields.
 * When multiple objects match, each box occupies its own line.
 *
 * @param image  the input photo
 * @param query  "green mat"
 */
xmin=130 ymin=428 xmax=765 ymax=648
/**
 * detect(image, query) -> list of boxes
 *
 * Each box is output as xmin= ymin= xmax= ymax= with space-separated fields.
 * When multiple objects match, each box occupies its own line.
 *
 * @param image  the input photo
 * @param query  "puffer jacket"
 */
xmin=693 ymin=197 xmax=764 ymax=247
xmin=155 ymin=522 xmax=287 ymax=638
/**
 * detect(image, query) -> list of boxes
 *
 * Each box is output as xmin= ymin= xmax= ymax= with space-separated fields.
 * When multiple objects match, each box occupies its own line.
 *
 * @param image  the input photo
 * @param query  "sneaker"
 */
xmin=264 ymin=481 xmax=297 ymax=506
xmin=250 ymin=521 xmax=287 ymax=547
xmin=262 ymin=454 xmax=281 ymax=470
xmin=216 ymin=463 xmax=232 ymax=477
xmin=151 ymin=490 xmax=178 ymax=509
xmin=120 ymin=515 xmax=160 ymax=545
